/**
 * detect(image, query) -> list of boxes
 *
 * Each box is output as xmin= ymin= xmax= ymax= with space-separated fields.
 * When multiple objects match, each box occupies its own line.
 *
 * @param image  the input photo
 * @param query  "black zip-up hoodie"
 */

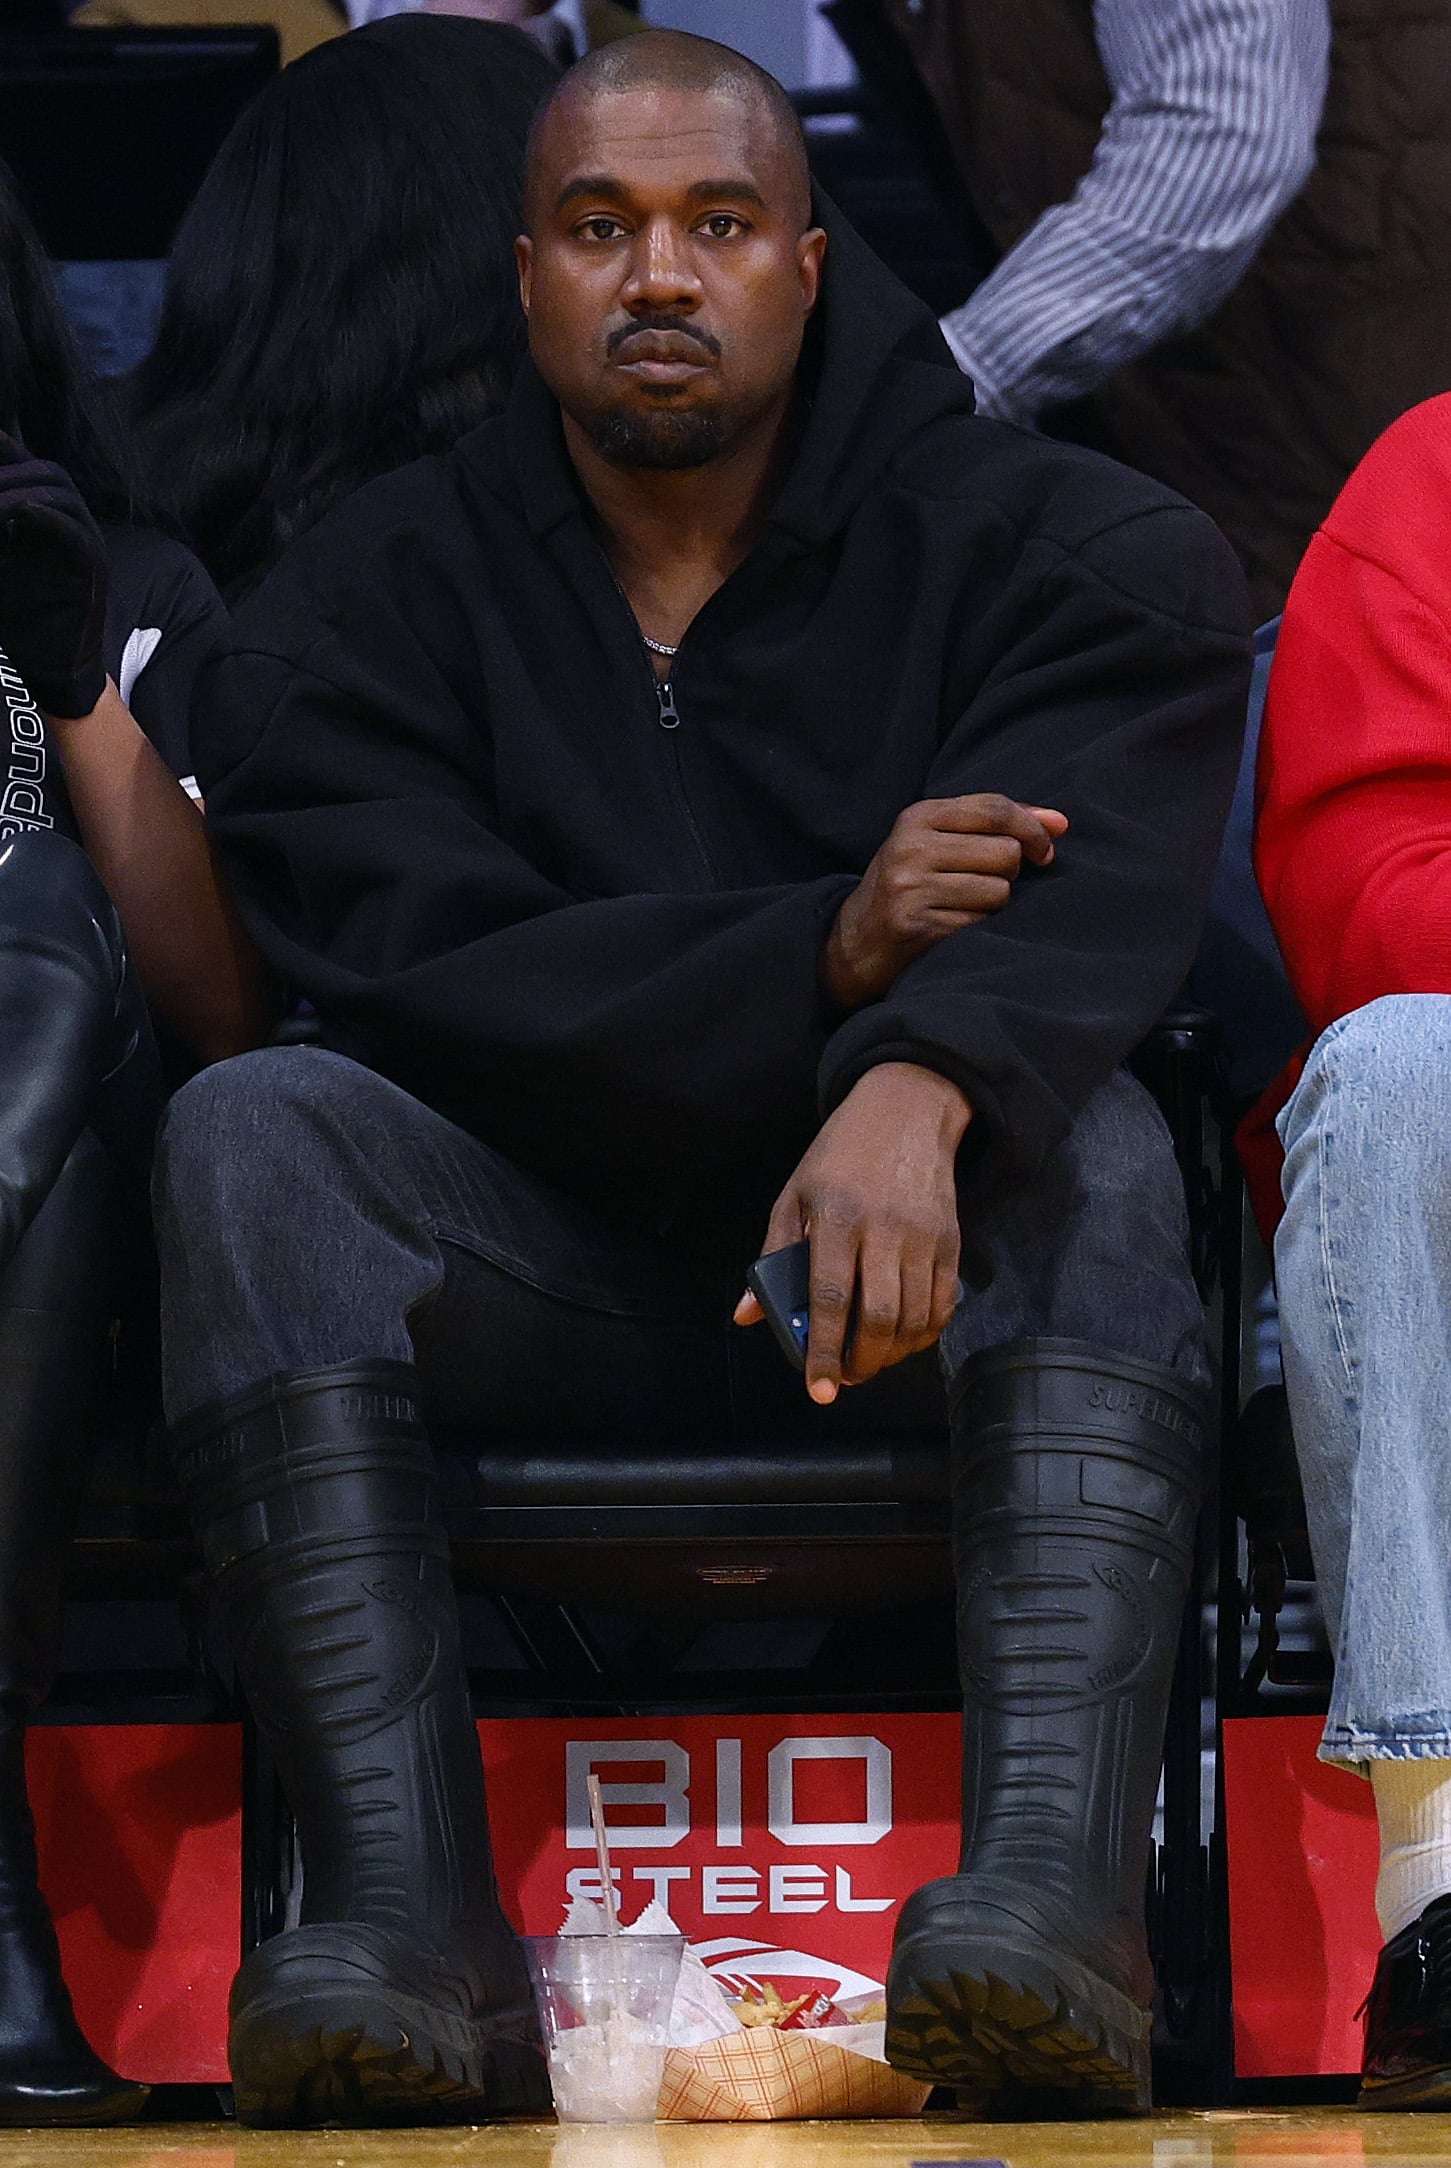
xmin=193 ymin=202 xmax=1249 ymax=1249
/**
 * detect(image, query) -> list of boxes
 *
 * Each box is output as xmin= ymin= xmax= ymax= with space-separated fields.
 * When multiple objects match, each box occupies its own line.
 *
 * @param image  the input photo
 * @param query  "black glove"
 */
xmin=0 ymin=433 xmax=108 ymax=719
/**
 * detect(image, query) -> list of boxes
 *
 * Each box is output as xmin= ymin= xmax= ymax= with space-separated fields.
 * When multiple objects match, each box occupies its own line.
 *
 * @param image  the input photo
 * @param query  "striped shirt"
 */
xmin=939 ymin=0 xmax=1331 ymax=426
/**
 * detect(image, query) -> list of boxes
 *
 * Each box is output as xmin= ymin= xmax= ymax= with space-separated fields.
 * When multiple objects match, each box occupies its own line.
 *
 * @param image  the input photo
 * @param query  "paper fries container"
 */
xmin=657 ymin=2025 xmax=932 ymax=2121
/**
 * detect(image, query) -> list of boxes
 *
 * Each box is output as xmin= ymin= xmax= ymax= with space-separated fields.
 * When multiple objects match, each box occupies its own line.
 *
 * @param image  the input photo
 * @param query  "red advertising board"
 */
xmin=479 ymin=1712 xmax=963 ymax=2005
xmin=25 ymin=1699 xmax=1388 ymax=2089
xmin=20 ymin=1709 xmax=1398 ymax=2090
xmin=31 ymin=1723 xmax=241 ymax=2085
xmin=28 ymin=1713 xmax=964 ymax=2085
xmin=1222 ymin=1715 xmax=1380 ymax=2079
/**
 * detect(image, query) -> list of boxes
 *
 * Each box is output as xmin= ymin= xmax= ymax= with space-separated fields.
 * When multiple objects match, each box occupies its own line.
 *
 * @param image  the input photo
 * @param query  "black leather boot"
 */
xmin=886 ymin=1338 xmax=1205 ymax=2115
xmin=0 ymin=1138 xmax=148 ymax=2124
xmin=171 ymin=1362 xmax=546 ymax=2127
xmin=0 ymin=832 xmax=147 ymax=1274
xmin=1360 ymin=1894 xmax=1451 ymax=2109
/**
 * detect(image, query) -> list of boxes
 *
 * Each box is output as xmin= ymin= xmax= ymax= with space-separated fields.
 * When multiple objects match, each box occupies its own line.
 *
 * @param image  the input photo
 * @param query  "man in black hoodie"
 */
xmin=153 ymin=30 xmax=1248 ymax=2128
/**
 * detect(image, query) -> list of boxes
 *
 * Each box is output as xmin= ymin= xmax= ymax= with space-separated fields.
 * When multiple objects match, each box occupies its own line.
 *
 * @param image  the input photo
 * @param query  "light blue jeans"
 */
xmin=1277 ymin=994 xmax=1451 ymax=1766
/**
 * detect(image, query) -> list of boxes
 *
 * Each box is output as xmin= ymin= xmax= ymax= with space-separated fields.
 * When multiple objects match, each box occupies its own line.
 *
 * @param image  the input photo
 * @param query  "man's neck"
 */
xmin=562 ymin=396 xmax=797 ymax=651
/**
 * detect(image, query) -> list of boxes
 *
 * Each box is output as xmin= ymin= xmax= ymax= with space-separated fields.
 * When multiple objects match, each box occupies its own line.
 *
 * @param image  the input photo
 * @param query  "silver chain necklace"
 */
xmin=641 ymin=632 xmax=680 ymax=659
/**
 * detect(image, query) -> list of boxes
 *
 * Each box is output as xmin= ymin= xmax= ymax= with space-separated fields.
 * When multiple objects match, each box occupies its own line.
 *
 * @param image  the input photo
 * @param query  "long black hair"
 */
xmin=130 ymin=15 xmax=557 ymax=599
xmin=0 ymin=156 xmax=135 ymax=517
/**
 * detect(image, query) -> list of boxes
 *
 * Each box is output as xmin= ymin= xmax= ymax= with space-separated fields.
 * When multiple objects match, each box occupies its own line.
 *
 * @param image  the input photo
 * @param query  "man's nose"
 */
xmin=622 ymin=218 xmax=703 ymax=312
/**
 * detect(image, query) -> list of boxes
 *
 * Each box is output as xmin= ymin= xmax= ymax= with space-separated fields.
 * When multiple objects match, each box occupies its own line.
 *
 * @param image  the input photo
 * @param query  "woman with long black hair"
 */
xmin=0 ymin=162 xmax=267 ymax=2125
xmin=130 ymin=13 xmax=557 ymax=599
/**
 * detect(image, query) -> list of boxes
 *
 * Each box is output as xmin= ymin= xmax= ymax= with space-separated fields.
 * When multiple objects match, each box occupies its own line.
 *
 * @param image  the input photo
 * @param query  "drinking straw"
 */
xmin=587 ymin=1772 xmax=620 ymax=1935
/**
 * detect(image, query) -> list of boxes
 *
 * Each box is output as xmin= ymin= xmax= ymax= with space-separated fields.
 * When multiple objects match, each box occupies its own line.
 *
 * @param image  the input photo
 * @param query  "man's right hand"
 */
xmin=823 ymin=793 xmax=1068 ymax=1011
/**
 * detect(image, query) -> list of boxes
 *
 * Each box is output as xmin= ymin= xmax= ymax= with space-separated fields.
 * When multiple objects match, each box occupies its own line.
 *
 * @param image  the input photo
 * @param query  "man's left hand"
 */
xmin=734 ymin=1062 xmax=969 ymax=1403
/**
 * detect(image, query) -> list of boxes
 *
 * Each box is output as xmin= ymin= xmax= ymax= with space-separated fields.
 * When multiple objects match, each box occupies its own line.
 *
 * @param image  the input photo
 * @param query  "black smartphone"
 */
xmin=746 ymin=1240 xmax=811 ymax=1372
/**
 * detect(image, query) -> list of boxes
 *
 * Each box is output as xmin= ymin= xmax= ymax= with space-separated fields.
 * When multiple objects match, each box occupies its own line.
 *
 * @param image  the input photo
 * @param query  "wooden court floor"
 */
xmin=1 ymin=2114 xmax=1451 ymax=2168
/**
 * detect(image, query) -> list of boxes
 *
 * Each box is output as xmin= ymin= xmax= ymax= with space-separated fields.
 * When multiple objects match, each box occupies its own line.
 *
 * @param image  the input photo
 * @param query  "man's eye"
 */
xmin=579 ymin=217 xmax=624 ymax=241
xmin=701 ymin=214 xmax=746 ymax=239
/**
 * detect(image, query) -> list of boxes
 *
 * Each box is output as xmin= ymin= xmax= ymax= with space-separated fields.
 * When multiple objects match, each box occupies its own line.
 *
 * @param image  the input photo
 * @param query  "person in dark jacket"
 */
xmin=153 ymin=30 xmax=1249 ymax=2126
xmin=0 ymin=161 xmax=266 ymax=2126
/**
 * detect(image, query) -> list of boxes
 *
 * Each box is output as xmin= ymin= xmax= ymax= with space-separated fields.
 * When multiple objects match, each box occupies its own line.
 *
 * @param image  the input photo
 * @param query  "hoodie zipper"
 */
xmin=651 ymin=663 xmax=718 ymax=882
xmin=599 ymin=556 xmax=719 ymax=880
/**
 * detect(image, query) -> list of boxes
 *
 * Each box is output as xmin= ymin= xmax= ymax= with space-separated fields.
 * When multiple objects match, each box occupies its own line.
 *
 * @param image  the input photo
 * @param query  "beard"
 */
xmin=585 ymin=404 xmax=731 ymax=471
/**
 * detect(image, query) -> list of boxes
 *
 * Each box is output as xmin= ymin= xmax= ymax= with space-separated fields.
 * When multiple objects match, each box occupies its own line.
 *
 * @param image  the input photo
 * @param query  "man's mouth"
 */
xmin=609 ymin=328 xmax=716 ymax=384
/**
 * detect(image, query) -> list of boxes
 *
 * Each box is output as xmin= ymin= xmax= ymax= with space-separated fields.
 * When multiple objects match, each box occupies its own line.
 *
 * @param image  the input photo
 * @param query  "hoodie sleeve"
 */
xmin=196 ymin=640 xmax=854 ymax=1186
xmin=819 ymin=500 xmax=1250 ymax=1192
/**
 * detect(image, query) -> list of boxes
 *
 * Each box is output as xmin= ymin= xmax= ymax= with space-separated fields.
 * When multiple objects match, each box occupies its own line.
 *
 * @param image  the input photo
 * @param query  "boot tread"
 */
xmin=886 ymin=1951 xmax=1150 ymax=2113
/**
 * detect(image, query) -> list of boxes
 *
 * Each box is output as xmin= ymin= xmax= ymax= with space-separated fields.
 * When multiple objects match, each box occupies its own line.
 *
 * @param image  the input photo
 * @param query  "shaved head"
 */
xmin=516 ymin=28 xmax=825 ymax=478
xmin=524 ymin=29 xmax=813 ymax=235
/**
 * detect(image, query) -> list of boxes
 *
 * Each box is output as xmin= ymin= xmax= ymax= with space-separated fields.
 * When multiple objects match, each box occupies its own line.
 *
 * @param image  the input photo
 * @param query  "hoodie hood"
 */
xmin=499 ymin=188 xmax=976 ymax=549
xmin=769 ymin=187 xmax=976 ymax=546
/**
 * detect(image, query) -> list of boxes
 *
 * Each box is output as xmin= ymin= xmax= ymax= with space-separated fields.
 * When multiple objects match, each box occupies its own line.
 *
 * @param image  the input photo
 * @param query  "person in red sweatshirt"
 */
xmin=1256 ymin=389 xmax=1451 ymax=2110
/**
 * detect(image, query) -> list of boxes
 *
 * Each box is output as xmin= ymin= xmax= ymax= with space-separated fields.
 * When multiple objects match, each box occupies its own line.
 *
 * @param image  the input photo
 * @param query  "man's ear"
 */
xmin=516 ymin=234 xmax=534 ymax=316
xmin=798 ymin=227 xmax=827 ymax=316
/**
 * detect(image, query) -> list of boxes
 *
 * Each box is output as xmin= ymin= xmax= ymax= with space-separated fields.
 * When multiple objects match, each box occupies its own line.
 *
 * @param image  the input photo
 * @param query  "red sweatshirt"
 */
xmin=1247 ymin=392 xmax=1451 ymax=1231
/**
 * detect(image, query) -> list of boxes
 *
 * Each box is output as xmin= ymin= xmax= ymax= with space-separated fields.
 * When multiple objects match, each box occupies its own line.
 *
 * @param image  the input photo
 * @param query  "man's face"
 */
xmin=518 ymin=86 xmax=826 ymax=471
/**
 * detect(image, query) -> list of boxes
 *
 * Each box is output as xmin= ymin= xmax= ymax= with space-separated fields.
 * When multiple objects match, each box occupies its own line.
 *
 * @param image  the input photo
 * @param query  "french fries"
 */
xmin=732 ymin=1984 xmax=811 ymax=2030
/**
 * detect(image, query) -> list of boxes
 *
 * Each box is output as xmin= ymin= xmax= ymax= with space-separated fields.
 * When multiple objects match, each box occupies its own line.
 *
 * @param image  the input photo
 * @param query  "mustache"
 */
xmin=607 ymin=314 xmax=722 ymax=360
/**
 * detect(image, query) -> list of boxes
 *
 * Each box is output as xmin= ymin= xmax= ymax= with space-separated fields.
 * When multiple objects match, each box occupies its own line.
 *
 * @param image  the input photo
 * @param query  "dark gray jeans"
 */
xmin=153 ymin=1049 xmax=1209 ymax=1430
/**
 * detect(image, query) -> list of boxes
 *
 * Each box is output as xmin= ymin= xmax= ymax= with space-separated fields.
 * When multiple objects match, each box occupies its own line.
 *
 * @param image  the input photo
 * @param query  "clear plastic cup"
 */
xmin=525 ymin=1934 xmax=683 ymax=2125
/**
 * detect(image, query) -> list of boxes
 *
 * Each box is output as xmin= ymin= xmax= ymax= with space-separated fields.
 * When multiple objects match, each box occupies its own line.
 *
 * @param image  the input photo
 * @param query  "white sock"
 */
xmin=1371 ymin=1759 xmax=1451 ymax=1940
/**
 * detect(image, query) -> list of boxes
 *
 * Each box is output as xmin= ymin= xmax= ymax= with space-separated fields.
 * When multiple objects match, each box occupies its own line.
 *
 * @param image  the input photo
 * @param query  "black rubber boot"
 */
xmin=886 ymin=1337 xmax=1205 ymax=2116
xmin=171 ymin=1362 xmax=546 ymax=2128
xmin=0 ymin=1139 xmax=148 ymax=2124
